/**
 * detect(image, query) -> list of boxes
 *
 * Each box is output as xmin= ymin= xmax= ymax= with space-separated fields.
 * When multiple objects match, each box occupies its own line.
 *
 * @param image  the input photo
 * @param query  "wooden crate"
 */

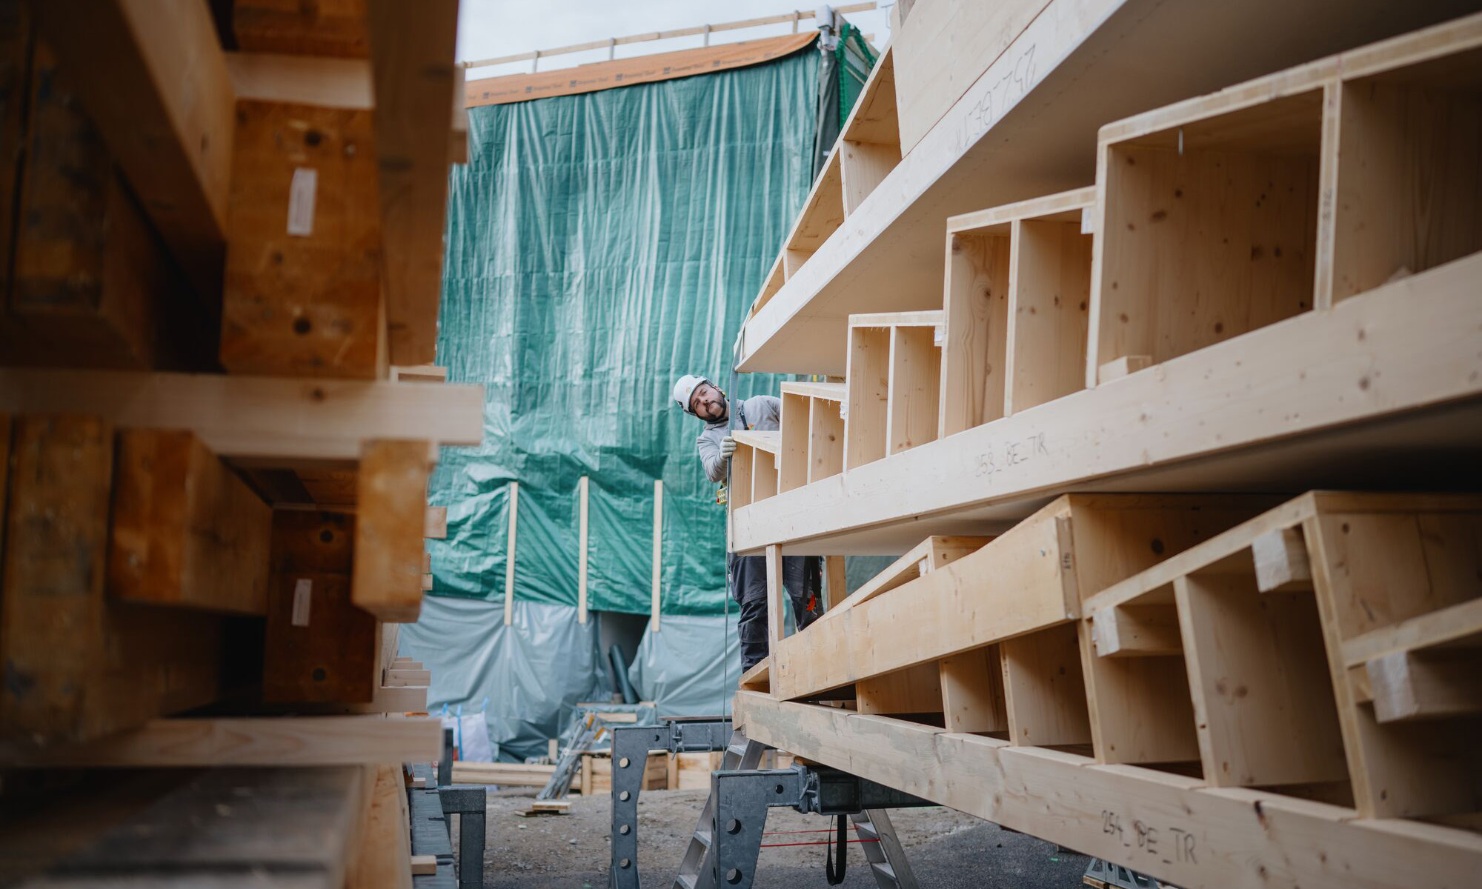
xmin=580 ymin=750 xmax=668 ymax=795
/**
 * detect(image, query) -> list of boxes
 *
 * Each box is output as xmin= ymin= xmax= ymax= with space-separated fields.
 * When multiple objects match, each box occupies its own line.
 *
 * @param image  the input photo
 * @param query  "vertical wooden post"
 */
xmin=824 ymin=555 xmax=847 ymax=610
xmin=766 ymin=544 xmax=785 ymax=646
xmin=577 ymin=476 xmax=589 ymax=625
xmin=651 ymin=479 xmax=663 ymax=632
xmin=503 ymin=481 xmax=519 ymax=626
xmin=353 ymin=439 xmax=434 ymax=623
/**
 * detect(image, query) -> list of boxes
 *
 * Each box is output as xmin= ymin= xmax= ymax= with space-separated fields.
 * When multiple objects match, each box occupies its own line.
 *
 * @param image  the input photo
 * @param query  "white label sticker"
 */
xmin=287 ymin=167 xmax=318 ymax=237
xmin=291 ymin=578 xmax=313 ymax=627
xmin=1080 ymin=205 xmax=1095 ymax=235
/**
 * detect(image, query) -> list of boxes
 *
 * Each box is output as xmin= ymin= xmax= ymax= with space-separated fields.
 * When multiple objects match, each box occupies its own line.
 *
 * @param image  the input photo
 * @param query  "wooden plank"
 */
xmin=890 ymin=0 xmax=1051 ymax=153
xmin=652 ymin=479 xmax=663 ymax=630
xmin=264 ymin=511 xmax=378 ymax=704
xmin=390 ymin=364 xmax=448 ymax=383
xmin=1330 ymin=71 xmax=1482 ymax=304
xmin=367 ymin=0 xmax=458 ymax=367
xmin=752 ymin=449 xmax=779 ymax=503
xmin=778 ymin=392 xmax=809 ymax=493
xmin=385 ymin=669 xmax=431 ymax=687
xmin=452 ymin=761 xmax=556 ymax=787
xmin=578 ymin=475 xmax=589 ymax=624
xmin=1091 ymin=92 xmax=1322 ymax=384
xmin=0 ymin=369 xmax=483 ymax=463
xmin=1175 ymin=573 xmax=1349 ymax=787
xmin=504 ymin=481 xmax=518 ymax=625
xmin=1001 ymin=623 xmax=1092 ymax=747
xmin=886 ymin=325 xmax=940 ymax=455
xmin=424 ymin=505 xmax=448 ymax=539
xmin=353 ymin=441 xmax=434 ymax=623
xmin=1005 ymin=217 xmax=1092 ymax=413
xmin=465 ymin=33 xmax=817 ymax=108
xmin=1341 ymin=597 xmax=1482 ymax=668
xmin=1250 ymin=526 xmax=1313 ymax=592
xmin=857 ymin=662 xmax=944 ymax=716
xmin=844 ymin=325 xmax=889 ymax=470
xmin=225 ymin=51 xmax=374 ymax=109
xmin=221 ymin=99 xmax=383 ymax=379
xmin=1090 ymin=604 xmax=1182 ymax=657
xmin=1366 ymin=649 xmax=1482 ymax=723
xmin=3 ymin=716 xmax=440 ymax=767
xmin=939 ymin=646 xmax=1007 ymax=733
xmin=235 ymin=0 xmax=369 ymax=57
xmin=108 ymin=429 xmax=272 ymax=615
xmin=346 ymin=763 xmax=413 ymax=889
xmin=841 ymin=139 xmax=901 ymax=216
xmin=27 ymin=0 xmax=234 ymax=301
xmin=767 ymin=544 xmax=785 ymax=646
xmin=410 ymin=854 xmax=437 ymax=876
xmin=1080 ymin=629 xmax=1200 ymax=766
xmin=732 ymin=691 xmax=1482 ymax=889
xmin=788 ymin=152 xmax=845 ymax=253
xmin=939 ymin=232 xmax=1010 ymax=437
xmin=808 ymin=397 xmax=846 ymax=484
xmin=823 ymin=555 xmax=847 ymax=611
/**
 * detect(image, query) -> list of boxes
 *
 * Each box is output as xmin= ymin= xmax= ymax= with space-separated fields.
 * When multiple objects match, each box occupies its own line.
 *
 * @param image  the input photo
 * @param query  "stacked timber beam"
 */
xmin=729 ymin=4 xmax=1482 ymax=888
xmin=0 ymin=1 xmax=471 ymax=885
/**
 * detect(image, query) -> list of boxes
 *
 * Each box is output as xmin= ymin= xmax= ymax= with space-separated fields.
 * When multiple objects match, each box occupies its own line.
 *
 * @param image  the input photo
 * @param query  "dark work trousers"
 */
xmin=729 ymin=552 xmax=820 ymax=671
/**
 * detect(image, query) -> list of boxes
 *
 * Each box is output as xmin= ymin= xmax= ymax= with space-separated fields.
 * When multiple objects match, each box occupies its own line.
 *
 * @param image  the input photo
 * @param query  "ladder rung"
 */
xmin=674 ymin=873 xmax=697 ymax=889
xmin=694 ymin=826 xmax=712 ymax=847
xmin=853 ymin=823 xmax=879 ymax=840
xmin=872 ymin=860 xmax=896 ymax=878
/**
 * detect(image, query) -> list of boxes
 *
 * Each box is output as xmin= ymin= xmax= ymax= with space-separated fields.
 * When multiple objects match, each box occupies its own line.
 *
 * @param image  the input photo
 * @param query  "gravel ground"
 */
xmin=474 ymin=787 xmax=1090 ymax=889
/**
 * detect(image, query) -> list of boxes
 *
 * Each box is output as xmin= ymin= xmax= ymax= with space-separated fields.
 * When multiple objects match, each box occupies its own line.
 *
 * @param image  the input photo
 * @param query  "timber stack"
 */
xmin=0 ymin=1 xmax=476 ymax=885
xmin=729 ymin=2 xmax=1482 ymax=888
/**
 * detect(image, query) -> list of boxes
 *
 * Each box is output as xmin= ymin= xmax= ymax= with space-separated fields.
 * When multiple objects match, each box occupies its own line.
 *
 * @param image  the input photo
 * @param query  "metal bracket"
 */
xmin=610 ymin=719 xmax=733 ymax=888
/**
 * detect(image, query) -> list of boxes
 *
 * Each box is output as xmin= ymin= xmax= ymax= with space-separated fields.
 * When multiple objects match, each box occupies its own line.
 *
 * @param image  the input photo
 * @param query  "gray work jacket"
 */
xmin=696 ymin=395 xmax=781 ymax=482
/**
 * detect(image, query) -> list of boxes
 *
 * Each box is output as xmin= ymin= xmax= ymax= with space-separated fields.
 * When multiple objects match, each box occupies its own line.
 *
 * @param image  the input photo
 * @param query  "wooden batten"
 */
xmin=109 ymin=429 xmax=273 ymax=615
xmin=222 ymin=99 xmax=384 ymax=379
xmin=353 ymin=440 xmax=435 ymax=622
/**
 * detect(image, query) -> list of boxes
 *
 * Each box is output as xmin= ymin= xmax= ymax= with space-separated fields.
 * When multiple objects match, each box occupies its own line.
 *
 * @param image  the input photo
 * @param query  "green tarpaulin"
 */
xmin=430 ymin=43 xmax=821 ymax=616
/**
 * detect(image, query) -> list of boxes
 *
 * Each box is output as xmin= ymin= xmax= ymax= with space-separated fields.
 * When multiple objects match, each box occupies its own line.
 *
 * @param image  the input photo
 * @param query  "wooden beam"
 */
xmin=2 ymin=716 xmax=441 ymax=768
xmin=732 ymin=691 xmax=1482 ymax=889
xmin=391 ymin=364 xmax=449 ymax=383
xmin=26 ymin=0 xmax=234 ymax=301
xmin=1 ymin=416 xmax=226 ymax=745
xmin=354 ymin=440 xmax=434 ymax=623
xmin=346 ymin=763 xmax=415 ymax=889
xmin=1090 ymin=604 xmax=1183 ymax=657
xmin=263 ymin=510 xmax=378 ymax=704
xmin=222 ymin=99 xmax=383 ymax=379
xmin=1367 ymin=650 xmax=1482 ymax=724
xmin=504 ymin=481 xmax=519 ymax=626
xmin=1251 ymin=526 xmax=1314 ymax=592
xmin=766 ymin=544 xmax=785 ymax=646
xmin=424 ymin=505 xmax=448 ymax=539
xmin=0 ymin=369 xmax=483 ymax=463
xmin=651 ymin=479 xmax=663 ymax=630
xmin=366 ymin=0 xmax=459 ymax=366
xmin=109 ymin=429 xmax=272 ymax=615
xmin=451 ymin=761 xmax=556 ymax=787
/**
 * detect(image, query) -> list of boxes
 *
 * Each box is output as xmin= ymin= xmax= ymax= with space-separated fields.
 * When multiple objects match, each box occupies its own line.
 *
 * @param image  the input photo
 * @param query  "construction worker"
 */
xmin=672 ymin=374 xmax=819 ymax=671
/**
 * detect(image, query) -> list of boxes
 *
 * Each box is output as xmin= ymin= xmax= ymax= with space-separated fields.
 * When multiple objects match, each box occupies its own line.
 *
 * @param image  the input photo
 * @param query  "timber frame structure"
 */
xmin=728 ymin=2 xmax=1482 ymax=888
xmin=0 ymin=1 xmax=475 ymax=884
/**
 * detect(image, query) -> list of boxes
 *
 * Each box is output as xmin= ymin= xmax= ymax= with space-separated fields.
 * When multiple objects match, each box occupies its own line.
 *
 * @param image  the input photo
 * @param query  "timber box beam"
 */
xmin=26 ymin=0 xmax=234 ymax=304
xmin=730 ymin=254 xmax=1482 ymax=554
xmin=0 ymin=370 xmax=483 ymax=463
xmin=732 ymin=692 xmax=1482 ymax=889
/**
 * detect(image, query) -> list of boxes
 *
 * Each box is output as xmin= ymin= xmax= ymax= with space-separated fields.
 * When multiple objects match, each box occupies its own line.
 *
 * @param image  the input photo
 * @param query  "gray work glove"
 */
xmin=720 ymin=435 xmax=737 ymax=459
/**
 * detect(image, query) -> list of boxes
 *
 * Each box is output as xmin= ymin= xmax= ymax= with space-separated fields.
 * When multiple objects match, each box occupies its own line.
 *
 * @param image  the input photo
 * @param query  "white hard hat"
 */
xmin=673 ymin=374 xmax=708 ymax=415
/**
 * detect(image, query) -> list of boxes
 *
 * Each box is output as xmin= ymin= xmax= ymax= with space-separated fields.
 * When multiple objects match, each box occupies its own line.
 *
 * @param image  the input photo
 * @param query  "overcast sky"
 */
xmin=457 ymin=0 xmax=894 ymax=77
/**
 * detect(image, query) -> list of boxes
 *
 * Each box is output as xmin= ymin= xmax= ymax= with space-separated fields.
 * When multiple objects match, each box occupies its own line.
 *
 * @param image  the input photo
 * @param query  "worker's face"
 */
xmin=689 ymin=382 xmax=727 ymax=422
